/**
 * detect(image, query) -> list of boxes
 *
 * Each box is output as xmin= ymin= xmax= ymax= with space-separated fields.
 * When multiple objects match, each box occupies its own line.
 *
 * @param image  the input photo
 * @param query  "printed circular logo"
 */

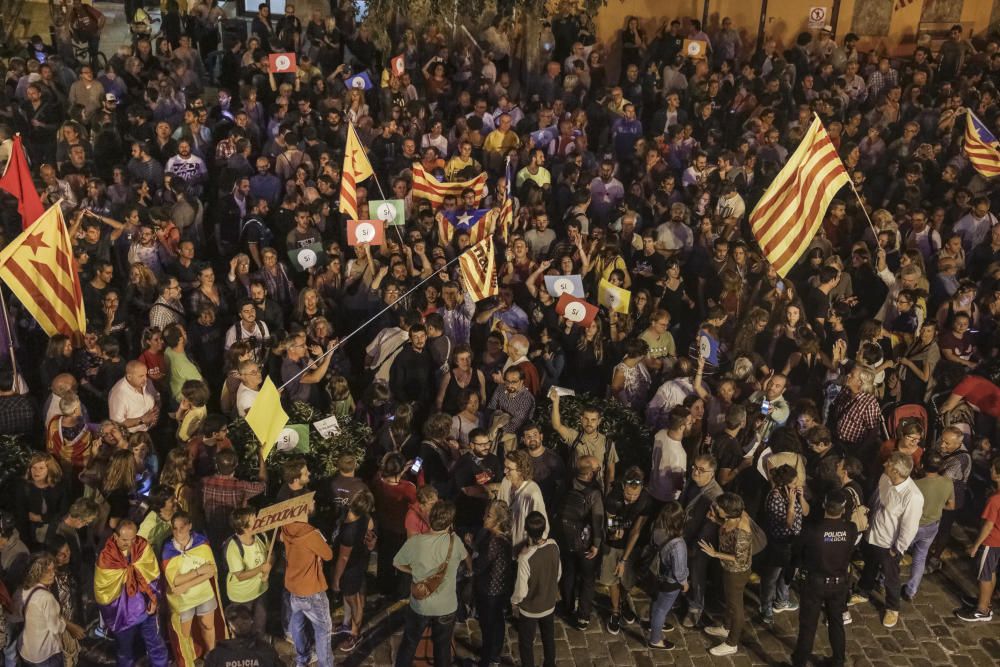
xmin=297 ymin=248 xmax=317 ymax=269
xmin=699 ymin=334 xmax=712 ymax=359
xmin=351 ymin=77 xmax=365 ymax=89
xmin=376 ymin=202 xmax=397 ymax=223
xmin=687 ymin=42 xmax=700 ymax=56
xmin=564 ymin=302 xmax=586 ymax=323
xmin=276 ymin=428 xmax=299 ymax=451
xmin=355 ymin=222 xmax=376 ymax=242
xmin=275 ymin=55 xmax=291 ymax=71
xmin=553 ymin=278 xmax=574 ymax=295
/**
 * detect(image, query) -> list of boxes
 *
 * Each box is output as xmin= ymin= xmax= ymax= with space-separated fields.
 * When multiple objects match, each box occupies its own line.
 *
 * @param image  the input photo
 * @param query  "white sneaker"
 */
xmin=842 ymin=611 xmax=852 ymax=625
xmin=704 ymin=625 xmax=729 ymax=638
xmin=709 ymin=642 xmax=738 ymax=657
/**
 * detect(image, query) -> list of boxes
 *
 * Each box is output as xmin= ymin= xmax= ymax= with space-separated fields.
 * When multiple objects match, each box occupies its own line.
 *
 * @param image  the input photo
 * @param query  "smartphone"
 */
xmin=776 ymin=280 xmax=785 ymax=292
xmin=411 ymin=457 xmax=423 ymax=474
xmin=760 ymin=399 xmax=771 ymax=415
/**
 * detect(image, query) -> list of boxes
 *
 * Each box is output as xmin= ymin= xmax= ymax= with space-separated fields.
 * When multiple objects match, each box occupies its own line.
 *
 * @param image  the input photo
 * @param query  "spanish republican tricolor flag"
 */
xmin=162 ymin=533 xmax=228 ymax=667
xmin=0 ymin=202 xmax=86 ymax=337
xmin=340 ymin=123 xmax=374 ymax=221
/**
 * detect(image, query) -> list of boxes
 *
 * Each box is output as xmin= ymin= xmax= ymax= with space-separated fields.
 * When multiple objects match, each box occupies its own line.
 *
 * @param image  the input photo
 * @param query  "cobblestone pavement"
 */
xmin=272 ymin=553 xmax=1000 ymax=666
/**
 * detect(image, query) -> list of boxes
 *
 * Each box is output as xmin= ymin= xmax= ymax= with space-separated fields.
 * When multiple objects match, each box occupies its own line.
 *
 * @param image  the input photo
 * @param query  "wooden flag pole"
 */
xmin=847 ymin=180 xmax=882 ymax=241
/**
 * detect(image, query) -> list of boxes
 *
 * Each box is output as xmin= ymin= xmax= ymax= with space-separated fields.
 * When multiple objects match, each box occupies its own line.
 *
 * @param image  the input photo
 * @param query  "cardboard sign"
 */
xmin=808 ymin=6 xmax=828 ymax=29
xmin=369 ymin=199 xmax=405 ymax=226
xmin=598 ymin=278 xmax=631 ymax=314
xmin=390 ymin=54 xmax=405 ymax=77
xmin=250 ymin=492 xmax=316 ymax=534
xmin=543 ymin=274 xmax=584 ymax=298
xmin=269 ymin=52 xmax=297 ymax=73
xmin=682 ymin=39 xmax=707 ymax=60
xmin=347 ymin=219 xmax=384 ymax=246
xmin=287 ymin=242 xmax=325 ymax=272
xmin=313 ymin=414 xmax=341 ymax=438
xmin=556 ymin=293 xmax=598 ymax=327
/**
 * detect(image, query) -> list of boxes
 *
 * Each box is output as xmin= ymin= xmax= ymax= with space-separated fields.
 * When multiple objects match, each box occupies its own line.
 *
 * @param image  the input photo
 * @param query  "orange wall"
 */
xmin=592 ymin=0 xmax=998 ymax=61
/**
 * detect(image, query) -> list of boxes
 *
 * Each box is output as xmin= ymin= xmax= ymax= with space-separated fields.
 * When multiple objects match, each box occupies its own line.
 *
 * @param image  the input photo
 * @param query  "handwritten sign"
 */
xmin=250 ymin=492 xmax=316 ymax=534
xmin=347 ymin=219 xmax=384 ymax=246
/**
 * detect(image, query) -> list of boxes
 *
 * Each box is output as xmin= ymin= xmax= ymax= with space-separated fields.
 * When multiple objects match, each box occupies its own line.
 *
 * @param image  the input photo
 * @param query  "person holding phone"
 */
xmin=759 ymin=464 xmax=809 ymax=625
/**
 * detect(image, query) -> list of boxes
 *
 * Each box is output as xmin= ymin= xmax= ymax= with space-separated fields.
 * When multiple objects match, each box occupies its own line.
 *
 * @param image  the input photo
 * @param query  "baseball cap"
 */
xmin=105 ymin=93 xmax=118 ymax=103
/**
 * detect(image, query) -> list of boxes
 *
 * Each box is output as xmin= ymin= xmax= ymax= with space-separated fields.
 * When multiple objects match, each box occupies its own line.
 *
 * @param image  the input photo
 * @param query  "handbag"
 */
xmin=748 ymin=516 xmax=767 ymax=556
xmin=411 ymin=535 xmax=454 ymax=601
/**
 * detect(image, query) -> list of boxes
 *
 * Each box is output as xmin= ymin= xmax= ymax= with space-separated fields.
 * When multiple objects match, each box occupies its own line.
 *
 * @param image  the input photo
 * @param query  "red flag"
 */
xmin=391 ymin=54 xmax=405 ymax=77
xmin=0 ymin=135 xmax=45 ymax=230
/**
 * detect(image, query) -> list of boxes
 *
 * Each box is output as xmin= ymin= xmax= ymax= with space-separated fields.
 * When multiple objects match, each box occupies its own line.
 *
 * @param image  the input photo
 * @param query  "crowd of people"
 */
xmin=1 ymin=1 xmax=1000 ymax=666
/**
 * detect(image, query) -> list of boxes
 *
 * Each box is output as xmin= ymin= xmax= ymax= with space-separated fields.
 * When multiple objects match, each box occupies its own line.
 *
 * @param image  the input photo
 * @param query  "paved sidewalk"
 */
xmin=272 ymin=554 xmax=1000 ymax=666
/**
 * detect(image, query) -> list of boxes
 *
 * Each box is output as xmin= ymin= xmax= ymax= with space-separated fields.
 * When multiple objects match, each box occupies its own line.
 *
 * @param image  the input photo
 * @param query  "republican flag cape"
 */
xmin=162 ymin=533 xmax=228 ymax=667
xmin=94 ymin=534 xmax=162 ymax=633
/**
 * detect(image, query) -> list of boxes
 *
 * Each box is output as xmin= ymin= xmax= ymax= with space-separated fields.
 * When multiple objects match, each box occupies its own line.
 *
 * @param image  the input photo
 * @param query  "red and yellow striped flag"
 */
xmin=411 ymin=163 xmax=487 ymax=207
xmin=749 ymin=116 xmax=849 ymax=278
xmin=340 ymin=123 xmax=374 ymax=221
xmin=458 ymin=236 xmax=498 ymax=302
xmin=0 ymin=203 xmax=86 ymax=337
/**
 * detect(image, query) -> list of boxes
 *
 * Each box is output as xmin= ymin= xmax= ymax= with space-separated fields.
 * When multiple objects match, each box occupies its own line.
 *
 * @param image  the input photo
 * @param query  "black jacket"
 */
xmin=205 ymin=638 xmax=280 ymax=667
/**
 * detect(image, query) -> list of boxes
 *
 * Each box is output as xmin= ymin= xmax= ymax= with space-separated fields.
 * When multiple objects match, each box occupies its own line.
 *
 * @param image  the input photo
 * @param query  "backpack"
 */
xmin=637 ymin=535 xmax=683 ymax=593
xmin=556 ymin=481 xmax=599 ymax=553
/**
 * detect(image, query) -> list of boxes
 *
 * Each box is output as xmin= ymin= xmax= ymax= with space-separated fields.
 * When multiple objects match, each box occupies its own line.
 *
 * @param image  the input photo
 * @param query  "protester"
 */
xmin=1 ymin=6 xmax=999 ymax=667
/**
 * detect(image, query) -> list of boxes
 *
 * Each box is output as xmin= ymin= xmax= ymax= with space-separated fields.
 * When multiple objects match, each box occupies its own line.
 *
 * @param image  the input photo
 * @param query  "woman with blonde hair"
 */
xmin=102 ymin=450 xmax=137 ymax=531
xmin=17 ymin=453 xmax=68 ymax=547
xmin=19 ymin=553 xmax=80 ymax=667
xmin=159 ymin=447 xmax=200 ymax=525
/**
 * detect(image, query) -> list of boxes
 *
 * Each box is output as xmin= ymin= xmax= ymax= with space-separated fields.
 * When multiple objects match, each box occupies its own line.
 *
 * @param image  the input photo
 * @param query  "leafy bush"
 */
xmin=534 ymin=395 xmax=652 ymax=472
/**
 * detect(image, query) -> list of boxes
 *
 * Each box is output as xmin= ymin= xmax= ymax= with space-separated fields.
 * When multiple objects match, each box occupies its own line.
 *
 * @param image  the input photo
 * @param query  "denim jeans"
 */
xmin=22 ymin=654 xmax=63 ymax=667
xmin=289 ymin=591 xmax=333 ymax=667
xmin=115 ymin=614 xmax=170 ymax=667
xmin=394 ymin=607 xmax=455 ymax=667
xmin=760 ymin=565 xmax=791 ymax=617
xmin=649 ymin=588 xmax=682 ymax=645
xmin=904 ymin=521 xmax=940 ymax=598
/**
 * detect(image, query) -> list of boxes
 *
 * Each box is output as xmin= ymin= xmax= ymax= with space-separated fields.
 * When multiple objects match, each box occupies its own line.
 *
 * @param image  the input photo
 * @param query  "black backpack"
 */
xmin=556 ymin=481 xmax=598 ymax=553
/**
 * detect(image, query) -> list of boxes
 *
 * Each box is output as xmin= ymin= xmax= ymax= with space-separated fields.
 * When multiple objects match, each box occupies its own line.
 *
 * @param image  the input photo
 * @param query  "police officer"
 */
xmin=205 ymin=604 xmax=280 ymax=667
xmin=790 ymin=490 xmax=857 ymax=667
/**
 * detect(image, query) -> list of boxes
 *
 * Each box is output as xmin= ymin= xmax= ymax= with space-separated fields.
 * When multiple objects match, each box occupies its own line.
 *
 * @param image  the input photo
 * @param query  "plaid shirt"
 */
xmin=831 ymin=389 xmax=881 ymax=446
xmin=866 ymin=68 xmax=898 ymax=101
xmin=487 ymin=386 xmax=535 ymax=435
xmin=201 ymin=475 xmax=266 ymax=522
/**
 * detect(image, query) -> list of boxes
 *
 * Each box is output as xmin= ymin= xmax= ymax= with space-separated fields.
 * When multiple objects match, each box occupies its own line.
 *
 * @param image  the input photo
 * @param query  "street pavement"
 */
xmin=273 ymin=551 xmax=1000 ymax=666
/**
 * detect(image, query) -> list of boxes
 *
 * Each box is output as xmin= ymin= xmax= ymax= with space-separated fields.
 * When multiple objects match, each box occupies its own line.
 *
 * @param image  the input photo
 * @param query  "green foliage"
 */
xmin=0 ymin=435 xmax=33 ymax=487
xmin=228 ymin=402 xmax=371 ymax=487
xmin=535 ymin=395 xmax=652 ymax=472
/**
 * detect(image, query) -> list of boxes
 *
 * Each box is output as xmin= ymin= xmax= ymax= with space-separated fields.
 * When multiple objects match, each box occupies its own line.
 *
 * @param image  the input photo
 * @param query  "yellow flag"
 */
xmin=340 ymin=124 xmax=374 ymax=220
xmin=598 ymin=278 xmax=631 ymax=314
xmin=245 ymin=377 xmax=289 ymax=461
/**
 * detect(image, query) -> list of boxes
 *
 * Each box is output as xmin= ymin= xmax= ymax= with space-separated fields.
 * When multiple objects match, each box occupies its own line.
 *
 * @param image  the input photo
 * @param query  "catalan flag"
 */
xmin=0 ymin=135 xmax=45 ymax=229
xmin=411 ymin=163 xmax=487 ymax=207
xmin=0 ymin=203 xmax=86 ymax=338
xmin=340 ymin=123 xmax=374 ymax=221
xmin=459 ymin=236 xmax=499 ymax=302
xmin=964 ymin=111 xmax=1000 ymax=178
xmin=749 ymin=116 xmax=849 ymax=278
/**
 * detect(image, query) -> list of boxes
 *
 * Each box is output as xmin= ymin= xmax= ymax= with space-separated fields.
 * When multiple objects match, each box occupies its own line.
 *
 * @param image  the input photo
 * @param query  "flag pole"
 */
xmin=278 ymin=247 xmax=470 ymax=391
xmin=0 ymin=288 xmax=19 ymax=382
xmin=348 ymin=121 xmax=408 ymax=248
xmin=812 ymin=114 xmax=881 ymax=242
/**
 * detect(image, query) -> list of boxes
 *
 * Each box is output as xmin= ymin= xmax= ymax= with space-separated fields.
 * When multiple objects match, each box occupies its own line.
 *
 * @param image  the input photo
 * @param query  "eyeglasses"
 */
xmin=692 ymin=466 xmax=714 ymax=474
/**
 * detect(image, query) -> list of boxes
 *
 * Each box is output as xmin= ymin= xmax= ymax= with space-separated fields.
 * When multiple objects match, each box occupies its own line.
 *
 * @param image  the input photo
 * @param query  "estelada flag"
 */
xmin=597 ymin=278 xmax=631 ymax=314
xmin=555 ymin=293 xmax=598 ymax=328
xmin=0 ymin=135 xmax=45 ymax=229
xmin=964 ymin=110 xmax=1000 ymax=178
xmin=0 ymin=202 xmax=86 ymax=337
xmin=340 ymin=123 xmax=374 ymax=221
xmin=459 ymin=236 xmax=499 ymax=302
xmin=346 ymin=219 xmax=385 ymax=246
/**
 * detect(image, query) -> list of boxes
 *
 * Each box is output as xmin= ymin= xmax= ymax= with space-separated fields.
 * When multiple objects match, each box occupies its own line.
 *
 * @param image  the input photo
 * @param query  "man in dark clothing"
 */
xmin=555 ymin=455 xmax=605 ymax=630
xmin=522 ymin=423 xmax=567 ymax=509
xmin=790 ymin=490 xmax=857 ymax=667
xmin=452 ymin=429 xmax=503 ymax=533
xmin=389 ymin=323 xmax=434 ymax=411
xmin=205 ymin=603 xmax=281 ymax=667
xmin=681 ymin=453 xmax=724 ymax=628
